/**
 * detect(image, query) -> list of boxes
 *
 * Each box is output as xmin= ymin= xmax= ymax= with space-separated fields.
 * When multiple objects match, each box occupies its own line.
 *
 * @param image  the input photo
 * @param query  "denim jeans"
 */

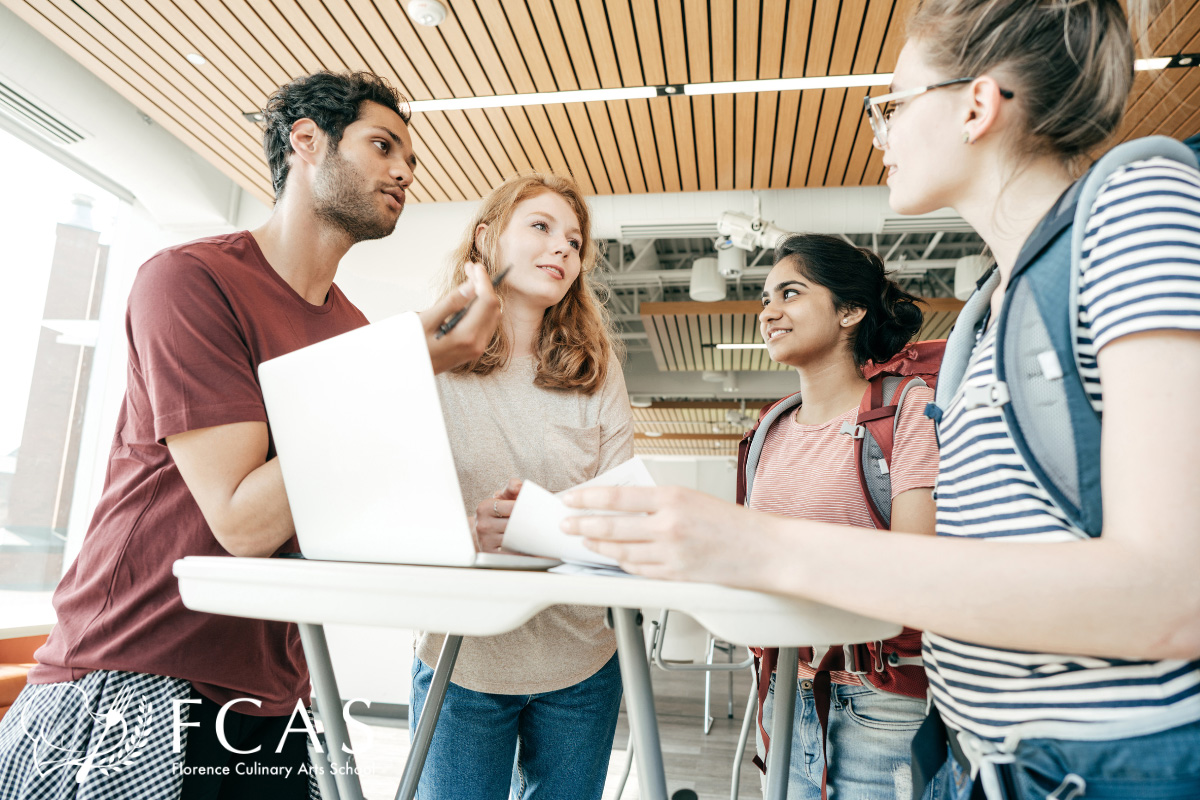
xmin=933 ymin=716 xmax=1200 ymax=799
xmin=758 ymin=674 xmax=937 ymax=800
xmin=409 ymin=652 xmax=622 ymax=800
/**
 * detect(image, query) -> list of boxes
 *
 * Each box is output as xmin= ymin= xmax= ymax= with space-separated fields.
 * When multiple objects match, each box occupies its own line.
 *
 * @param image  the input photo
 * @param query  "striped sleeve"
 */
xmin=1080 ymin=158 xmax=1200 ymax=352
xmin=889 ymin=384 xmax=938 ymax=497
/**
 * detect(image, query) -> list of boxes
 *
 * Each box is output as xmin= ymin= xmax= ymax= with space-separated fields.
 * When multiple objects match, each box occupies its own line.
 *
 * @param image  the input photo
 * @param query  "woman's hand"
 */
xmin=559 ymin=486 xmax=780 ymax=586
xmin=474 ymin=478 xmax=523 ymax=552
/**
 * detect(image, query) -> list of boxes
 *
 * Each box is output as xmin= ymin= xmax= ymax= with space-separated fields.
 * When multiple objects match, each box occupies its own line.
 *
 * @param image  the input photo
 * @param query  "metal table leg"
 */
xmin=298 ymin=623 xmax=364 ymax=800
xmin=763 ymin=647 xmax=799 ymax=800
xmin=395 ymin=635 xmax=463 ymax=800
xmin=611 ymin=608 xmax=668 ymax=800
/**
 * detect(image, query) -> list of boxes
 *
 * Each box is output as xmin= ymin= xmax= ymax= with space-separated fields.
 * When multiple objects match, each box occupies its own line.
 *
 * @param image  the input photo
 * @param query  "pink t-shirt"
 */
xmin=30 ymin=231 xmax=368 ymax=715
xmin=748 ymin=384 xmax=938 ymax=683
xmin=749 ymin=385 xmax=938 ymax=526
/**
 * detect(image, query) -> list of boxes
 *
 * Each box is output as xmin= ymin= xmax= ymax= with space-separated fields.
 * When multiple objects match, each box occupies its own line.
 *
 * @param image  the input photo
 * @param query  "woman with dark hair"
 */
xmin=410 ymin=172 xmax=632 ymax=800
xmin=748 ymin=233 xmax=938 ymax=799
xmin=562 ymin=1 xmax=1200 ymax=796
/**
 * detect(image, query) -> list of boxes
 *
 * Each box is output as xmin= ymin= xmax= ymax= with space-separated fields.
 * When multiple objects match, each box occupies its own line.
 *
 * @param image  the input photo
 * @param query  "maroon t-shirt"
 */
xmin=29 ymin=231 xmax=368 ymax=715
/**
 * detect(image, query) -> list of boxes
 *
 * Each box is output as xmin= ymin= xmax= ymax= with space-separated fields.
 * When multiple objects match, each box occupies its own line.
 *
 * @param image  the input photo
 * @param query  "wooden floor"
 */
xmin=349 ymin=662 xmax=762 ymax=800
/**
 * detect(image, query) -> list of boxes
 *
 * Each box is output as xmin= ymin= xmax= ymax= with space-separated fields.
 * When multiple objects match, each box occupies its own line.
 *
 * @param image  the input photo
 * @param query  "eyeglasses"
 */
xmin=863 ymin=78 xmax=1014 ymax=147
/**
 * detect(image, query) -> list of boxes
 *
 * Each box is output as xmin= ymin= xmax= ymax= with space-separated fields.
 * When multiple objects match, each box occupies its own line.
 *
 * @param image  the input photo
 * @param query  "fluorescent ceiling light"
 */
xmin=408 ymin=59 xmax=1176 ymax=114
xmin=715 ymin=343 xmax=768 ymax=350
xmin=1135 ymin=57 xmax=1171 ymax=70
xmin=409 ymin=86 xmax=656 ymax=112
xmin=685 ymin=73 xmax=891 ymax=96
xmin=408 ymin=74 xmax=890 ymax=113
xmin=185 ymin=53 xmax=206 ymax=66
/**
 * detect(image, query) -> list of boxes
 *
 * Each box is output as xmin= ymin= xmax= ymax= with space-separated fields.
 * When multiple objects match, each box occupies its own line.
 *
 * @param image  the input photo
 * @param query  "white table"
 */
xmin=173 ymin=557 xmax=899 ymax=800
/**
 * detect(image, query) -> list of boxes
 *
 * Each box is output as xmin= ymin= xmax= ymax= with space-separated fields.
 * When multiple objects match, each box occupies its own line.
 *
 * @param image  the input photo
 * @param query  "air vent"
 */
xmin=881 ymin=215 xmax=975 ymax=234
xmin=618 ymin=221 xmax=720 ymax=239
xmin=0 ymin=80 xmax=86 ymax=145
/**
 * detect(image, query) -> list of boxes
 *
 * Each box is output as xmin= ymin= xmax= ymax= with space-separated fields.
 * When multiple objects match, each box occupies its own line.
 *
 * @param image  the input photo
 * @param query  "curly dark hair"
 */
xmin=261 ymin=71 xmax=411 ymax=200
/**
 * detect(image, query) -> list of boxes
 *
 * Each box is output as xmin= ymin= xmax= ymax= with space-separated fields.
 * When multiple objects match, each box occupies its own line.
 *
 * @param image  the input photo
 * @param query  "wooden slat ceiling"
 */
xmin=632 ymin=400 xmax=764 ymax=457
xmin=640 ymin=297 xmax=962 ymax=371
xmin=0 ymin=0 xmax=906 ymax=205
xmin=7 ymin=0 xmax=1198 ymax=207
xmin=2 ymin=1 xmax=1190 ymax=206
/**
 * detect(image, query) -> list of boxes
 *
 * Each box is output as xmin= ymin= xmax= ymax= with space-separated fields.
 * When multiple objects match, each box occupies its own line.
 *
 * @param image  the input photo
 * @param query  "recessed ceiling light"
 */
xmin=644 ymin=430 xmax=663 ymax=438
xmin=185 ymin=53 xmax=206 ymax=66
xmin=715 ymin=343 xmax=768 ymax=350
xmin=242 ymin=111 xmax=265 ymax=124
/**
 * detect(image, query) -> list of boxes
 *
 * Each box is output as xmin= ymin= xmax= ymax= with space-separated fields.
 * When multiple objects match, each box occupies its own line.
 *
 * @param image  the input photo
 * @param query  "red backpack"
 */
xmin=735 ymin=340 xmax=945 ymax=777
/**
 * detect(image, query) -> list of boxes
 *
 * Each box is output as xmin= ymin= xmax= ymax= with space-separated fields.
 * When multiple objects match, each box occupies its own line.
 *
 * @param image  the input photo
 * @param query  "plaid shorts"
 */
xmin=0 ymin=670 xmax=321 ymax=799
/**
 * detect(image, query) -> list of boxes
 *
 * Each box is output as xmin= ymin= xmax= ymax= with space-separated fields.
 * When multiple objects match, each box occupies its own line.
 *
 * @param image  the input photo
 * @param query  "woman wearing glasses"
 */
xmin=562 ymin=0 xmax=1200 ymax=796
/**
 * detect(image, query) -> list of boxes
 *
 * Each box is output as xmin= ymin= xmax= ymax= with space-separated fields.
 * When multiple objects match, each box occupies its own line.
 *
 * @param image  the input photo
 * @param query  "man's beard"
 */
xmin=312 ymin=147 xmax=400 ymax=243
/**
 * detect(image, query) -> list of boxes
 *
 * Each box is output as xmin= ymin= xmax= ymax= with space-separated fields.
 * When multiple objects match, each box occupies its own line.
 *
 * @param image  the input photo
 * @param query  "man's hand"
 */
xmin=474 ymin=479 xmax=523 ymax=553
xmin=419 ymin=262 xmax=502 ymax=374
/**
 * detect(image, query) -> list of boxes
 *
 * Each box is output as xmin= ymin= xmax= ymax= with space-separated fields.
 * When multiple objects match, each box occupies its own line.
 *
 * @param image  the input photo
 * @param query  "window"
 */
xmin=0 ymin=127 xmax=126 ymax=606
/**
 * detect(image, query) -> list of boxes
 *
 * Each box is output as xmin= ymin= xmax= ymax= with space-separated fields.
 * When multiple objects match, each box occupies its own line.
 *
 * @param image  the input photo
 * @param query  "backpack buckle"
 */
xmin=839 ymin=421 xmax=865 ymax=439
xmin=963 ymin=381 xmax=1011 ymax=409
xmin=842 ymin=643 xmax=870 ymax=675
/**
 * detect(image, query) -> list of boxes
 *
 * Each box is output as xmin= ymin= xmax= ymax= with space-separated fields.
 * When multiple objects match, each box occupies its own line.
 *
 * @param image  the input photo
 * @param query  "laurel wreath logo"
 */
xmin=21 ymin=684 xmax=154 ymax=784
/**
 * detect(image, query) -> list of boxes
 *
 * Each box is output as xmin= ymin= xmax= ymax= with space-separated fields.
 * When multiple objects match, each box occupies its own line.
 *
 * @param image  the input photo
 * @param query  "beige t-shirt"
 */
xmin=415 ymin=354 xmax=634 ymax=694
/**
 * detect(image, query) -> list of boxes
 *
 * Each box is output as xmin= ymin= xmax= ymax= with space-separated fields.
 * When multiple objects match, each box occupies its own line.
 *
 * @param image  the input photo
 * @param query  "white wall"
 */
xmin=237 ymin=195 xmax=481 ymax=322
xmin=643 ymin=456 xmax=739 ymax=503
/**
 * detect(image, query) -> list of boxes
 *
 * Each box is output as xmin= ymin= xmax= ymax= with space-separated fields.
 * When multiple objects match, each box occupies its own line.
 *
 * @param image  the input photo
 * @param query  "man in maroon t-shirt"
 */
xmin=0 ymin=72 xmax=500 ymax=798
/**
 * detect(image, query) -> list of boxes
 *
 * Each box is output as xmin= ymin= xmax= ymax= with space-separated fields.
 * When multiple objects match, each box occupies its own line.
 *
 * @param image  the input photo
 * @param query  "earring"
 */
xmin=962 ymin=131 xmax=971 ymax=144
xmin=841 ymin=319 xmax=849 ymax=326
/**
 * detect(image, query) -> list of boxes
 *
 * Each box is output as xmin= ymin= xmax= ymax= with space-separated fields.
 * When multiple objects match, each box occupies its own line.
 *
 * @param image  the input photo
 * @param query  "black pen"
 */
xmin=434 ymin=265 xmax=511 ymax=339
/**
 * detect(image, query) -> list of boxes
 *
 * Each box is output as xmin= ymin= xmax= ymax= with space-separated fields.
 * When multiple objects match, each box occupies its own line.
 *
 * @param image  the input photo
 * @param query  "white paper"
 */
xmin=548 ymin=562 xmax=642 ymax=578
xmin=503 ymin=457 xmax=656 ymax=567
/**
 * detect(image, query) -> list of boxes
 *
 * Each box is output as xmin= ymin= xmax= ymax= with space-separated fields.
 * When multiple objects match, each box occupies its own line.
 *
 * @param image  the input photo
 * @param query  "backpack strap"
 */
xmin=930 ymin=267 xmax=1000 ymax=421
xmin=740 ymin=392 xmax=803 ymax=506
xmin=847 ymin=374 xmax=927 ymax=529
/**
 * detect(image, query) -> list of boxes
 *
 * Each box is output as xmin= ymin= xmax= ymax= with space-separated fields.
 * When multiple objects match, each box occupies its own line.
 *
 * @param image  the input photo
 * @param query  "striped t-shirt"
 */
xmin=751 ymin=384 xmax=939 ymax=683
xmin=925 ymin=158 xmax=1200 ymax=743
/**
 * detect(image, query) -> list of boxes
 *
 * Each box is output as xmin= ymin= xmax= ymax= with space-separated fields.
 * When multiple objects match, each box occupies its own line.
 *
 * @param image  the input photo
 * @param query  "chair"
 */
xmin=0 ymin=633 xmax=49 ymax=722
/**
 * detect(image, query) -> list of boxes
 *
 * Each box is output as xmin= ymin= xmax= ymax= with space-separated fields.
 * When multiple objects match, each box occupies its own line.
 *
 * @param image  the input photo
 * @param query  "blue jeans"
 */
xmin=758 ymin=674 xmax=938 ymax=799
xmin=933 ymin=717 xmax=1200 ymax=799
xmin=409 ymin=653 xmax=622 ymax=800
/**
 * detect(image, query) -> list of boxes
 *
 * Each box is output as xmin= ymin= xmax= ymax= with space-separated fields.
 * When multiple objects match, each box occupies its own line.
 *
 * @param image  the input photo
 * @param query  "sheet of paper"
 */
xmin=503 ymin=456 xmax=656 ymax=567
xmin=548 ymin=562 xmax=642 ymax=578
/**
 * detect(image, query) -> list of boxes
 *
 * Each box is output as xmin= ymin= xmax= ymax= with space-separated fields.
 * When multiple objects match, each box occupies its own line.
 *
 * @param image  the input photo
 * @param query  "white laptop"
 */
xmin=258 ymin=312 xmax=558 ymax=569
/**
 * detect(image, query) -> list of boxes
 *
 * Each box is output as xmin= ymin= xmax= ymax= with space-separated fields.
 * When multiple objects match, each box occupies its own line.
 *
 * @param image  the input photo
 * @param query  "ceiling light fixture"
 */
xmin=409 ymin=86 xmax=657 ymax=112
xmin=715 ymin=343 xmax=768 ymax=350
xmin=406 ymin=0 xmax=447 ymax=27
xmin=688 ymin=256 xmax=726 ymax=302
xmin=185 ymin=53 xmax=206 ymax=66
xmin=406 ymin=58 xmax=1176 ymax=114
